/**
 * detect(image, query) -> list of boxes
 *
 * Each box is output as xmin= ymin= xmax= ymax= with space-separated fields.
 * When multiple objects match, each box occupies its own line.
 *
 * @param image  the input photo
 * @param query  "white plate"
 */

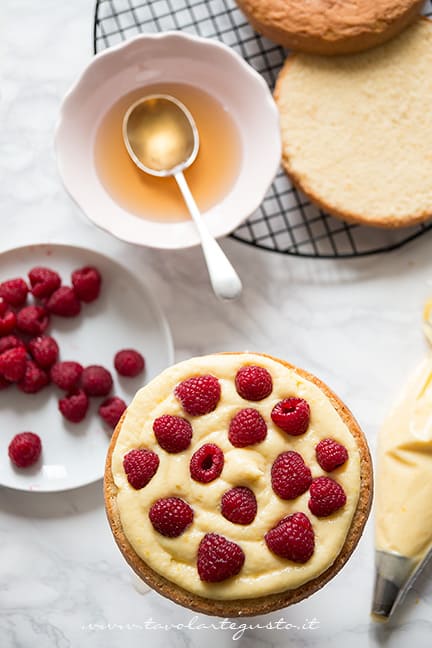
xmin=0 ymin=244 xmax=174 ymax=492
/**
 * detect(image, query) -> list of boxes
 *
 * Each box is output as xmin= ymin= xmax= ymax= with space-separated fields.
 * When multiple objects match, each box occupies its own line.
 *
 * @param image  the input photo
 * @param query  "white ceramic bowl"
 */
xmin=55 ymin=31 xmax=281 ymax=250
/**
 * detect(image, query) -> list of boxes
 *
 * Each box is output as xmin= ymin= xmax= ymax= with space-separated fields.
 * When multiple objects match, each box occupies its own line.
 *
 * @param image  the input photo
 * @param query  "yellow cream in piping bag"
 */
xmin=375 ymin=356 xmax=432 ymax=563
xmin=373 ymin=299 xmax=432 ymax=619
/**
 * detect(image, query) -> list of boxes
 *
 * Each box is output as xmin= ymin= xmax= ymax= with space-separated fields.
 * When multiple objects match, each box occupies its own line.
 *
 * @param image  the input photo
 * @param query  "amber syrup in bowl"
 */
xmin=94 ymin=83 xmax=242 ymax=223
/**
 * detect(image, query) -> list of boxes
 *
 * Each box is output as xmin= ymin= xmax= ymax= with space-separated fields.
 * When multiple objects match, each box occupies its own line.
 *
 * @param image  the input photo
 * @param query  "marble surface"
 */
xmin=1 ymin=1 xmax=432 ymax=646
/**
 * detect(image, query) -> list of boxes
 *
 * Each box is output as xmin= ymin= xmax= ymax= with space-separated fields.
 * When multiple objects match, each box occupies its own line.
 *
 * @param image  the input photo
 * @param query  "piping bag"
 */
xmin=372 ymin=299 xmax=432 ymax=619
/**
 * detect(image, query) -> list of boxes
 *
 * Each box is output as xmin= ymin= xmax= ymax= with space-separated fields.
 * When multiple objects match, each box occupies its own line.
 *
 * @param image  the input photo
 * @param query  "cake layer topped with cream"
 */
xmin=111 ymin=352 xmax=361 ymax=600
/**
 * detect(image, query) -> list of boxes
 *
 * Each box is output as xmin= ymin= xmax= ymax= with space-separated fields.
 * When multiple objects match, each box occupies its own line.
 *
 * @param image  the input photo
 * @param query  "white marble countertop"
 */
xmin=1 ymin=1 xmax=432 ymax=646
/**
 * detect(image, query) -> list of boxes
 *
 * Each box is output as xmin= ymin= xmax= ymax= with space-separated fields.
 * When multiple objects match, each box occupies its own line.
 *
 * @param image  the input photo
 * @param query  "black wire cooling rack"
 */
xmin=94 ymin=0 xmax=432 ymax=258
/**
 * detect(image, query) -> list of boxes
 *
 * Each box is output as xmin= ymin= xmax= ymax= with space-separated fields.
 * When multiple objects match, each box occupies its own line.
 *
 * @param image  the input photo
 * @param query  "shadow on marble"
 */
xmin=0 ymin=478 xmax=103 ymax=518
xmin=143 ymin=234 xmax=431 ymax=316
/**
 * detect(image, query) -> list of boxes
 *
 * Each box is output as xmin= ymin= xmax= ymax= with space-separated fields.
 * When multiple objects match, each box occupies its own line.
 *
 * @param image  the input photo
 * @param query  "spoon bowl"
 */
xmin=123 ymin=95 xmax=199 ymax=176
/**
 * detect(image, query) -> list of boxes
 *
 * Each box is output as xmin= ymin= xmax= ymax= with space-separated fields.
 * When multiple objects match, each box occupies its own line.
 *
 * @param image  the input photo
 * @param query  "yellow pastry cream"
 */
xmin=423 ymin=297 xmax=432 ymax=345
xmin=111 ymin=353 xmax=361 ymax=600
xmin=375 ymin=356 xmax=432 ymax=562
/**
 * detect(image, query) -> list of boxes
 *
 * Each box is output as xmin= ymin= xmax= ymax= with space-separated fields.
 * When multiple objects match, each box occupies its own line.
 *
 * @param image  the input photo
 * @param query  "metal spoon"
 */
xmin=123 ymin=94 xmax=242 ymax=300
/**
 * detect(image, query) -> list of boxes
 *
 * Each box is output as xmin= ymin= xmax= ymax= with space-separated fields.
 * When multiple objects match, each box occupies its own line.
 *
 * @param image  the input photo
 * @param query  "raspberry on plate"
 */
xmin=174 ymin=374 xmax=221 ymax=416
xmin=197 ymin=533 xmax=245 ymax=582
xmin=0 ymin=335 xmax=25 ymax=354
xmin=265 ymin=512 xmax=315 ymax=563
xmin=235 ymin=365 xmax=273 ymax=401
xmin=123 ymin=448 xmax=159 ymax=489
xmin=153 ymin=414 xmax=192 ymax=453
xmin=18 ymin=360 xmax=50 ymax=393
xmin=271 ymin=397 xmax=310 ymax=436
xmin=50 ymin=361 xmax=83 ymax=391
xmin=0 ymin=346 xmax=27 ymax=382
xmin=114 ymin=349 xmax=145 ymax=377
xmin=309 ymin=476 xmax=347 ymax=517
xmin=221 ymin=486 xmax=257 ymax=525
xmin=0 ymin=375 xmax=11 ymax=390
xmin=28 ymin=267 xmax=61 ymax=299
xmin=8 ymin=432 xmax=42 ymax=468
xmin=190 ymin=443 xmax=224 ymax=483
xmin=0 ymin=310 xmax=16 ymax=336
xmin=28 ymin=336 xmax=59 ymax=369
xmin=59 ymin=389 xmax=89 ymax=423
xmin=271 ymin=451 xmax=312 ymax=500
xmin=98 ymin=396 xmax=127 ymax=429
xmin=0 ymin=299 xmax=17 ymax=336
xmin=71 ymin=266 xmax=101 ymax=302
xmin=149 ymin=497 xmax=194 ymax=537
xmin=47 ymin=286 xmax=81 ymax=317
xmin=81 ymin=365 xmax=113 ymax=397
xmin=0 ymin=278 xmax=28 ymax=307
xmin=316 ymin=438 xmax=348 ymax=472
xmin=228 ymin=408 xmax=267 ymax=447
xmin=16 ymin=305 xmax=49 ymax=336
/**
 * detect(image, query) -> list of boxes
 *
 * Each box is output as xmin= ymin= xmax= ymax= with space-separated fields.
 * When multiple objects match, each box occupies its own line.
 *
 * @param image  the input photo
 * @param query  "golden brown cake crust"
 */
xmin=236 ymin=0 xmax=424 ymax=56
xmin=104 ymin=352 xmax=373 ymax=617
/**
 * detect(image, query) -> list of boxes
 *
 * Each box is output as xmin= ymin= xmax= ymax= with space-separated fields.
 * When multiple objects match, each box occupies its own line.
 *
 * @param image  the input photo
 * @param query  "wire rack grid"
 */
xmin=93 ymin=0 xmax=432 ymax=258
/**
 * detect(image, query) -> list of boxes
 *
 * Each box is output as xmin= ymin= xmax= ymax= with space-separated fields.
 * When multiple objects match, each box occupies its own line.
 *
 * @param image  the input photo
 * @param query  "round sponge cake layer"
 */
xmin=236 ymin=0 xmax=424 ymax=55
xmin=275 ymin=19 xmax=432 ymax=228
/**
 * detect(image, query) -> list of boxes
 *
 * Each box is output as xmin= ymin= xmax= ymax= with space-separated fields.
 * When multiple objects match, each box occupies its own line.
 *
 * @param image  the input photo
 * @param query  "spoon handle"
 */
xmin=175 ymin=172 xmax=242 ymax=301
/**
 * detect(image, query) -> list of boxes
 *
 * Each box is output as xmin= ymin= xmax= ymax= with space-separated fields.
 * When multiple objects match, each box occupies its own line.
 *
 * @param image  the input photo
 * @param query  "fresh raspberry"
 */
xmin=190 ymin=443 xmax=224 ymax=483
xmin=18 ymin=360 xmax=50 ymax=393
xmin=308 ymin=477 xmax=347 ymax=517
xmin=221 ymin=486 xmax=257 ymax=525
xmin=50 ymin=361 xmax=83 ymax=391
xmin=98 ymin=396 xmax=127 ymax=429
xmin=271 ymin=398 xmax=310 ymax=436
xmin=149 ymin=497 xmax=194 ymax=537
xmin=71 ymin=266 xmax=101 ymax=302
xmin=235 ymin=365 xmax=273 ymax=401
xmin=123 ymin=448 xmax=159 ymax=489
xmin=0 ymin=278 xmax=28 ymax=307
xmin=28 ymin=267 xmax=61 ymax=299
xmin=153 ymin=414 xmax=192 ymax=453
xmin=265 ymin=512 xmax=315 ymax=563
xmin=16 ymin=305 xmax=49 ymax=336
xmin=175 ymin=374 xmax=221 ymax=416
xmin=228 ymin=408 xmax=267 ymax=447
xmin=8 ymin=432 xmax=42 ymax=468
xmin=271 ymin=451 xmax=312 ymax=500
xmin=0 ymin=375 xmax=11 ymax=390
xmin=316 ymin=438 xmax=349 ymax=472
xmin=59 ymin=389 xmax=89 ymax=423
xmin=0 ymin=335 xmax=25 ymax=354
xmin=197 ymin=533 xmax=245 ymax=582
xmin=114 ymin=349 xmax=145 ymax=377
xmin=47 ymin=286 xmax=81 ymax=317
xmin=0 ymin=346 xmax=27 ymax=382
xmin=28 ymin=336 xmax=59 ymax=369
xmin=0 ymin=298 xmax=17 ymax=336
xmin=81 ymin=365 xmax=113 ymax=397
